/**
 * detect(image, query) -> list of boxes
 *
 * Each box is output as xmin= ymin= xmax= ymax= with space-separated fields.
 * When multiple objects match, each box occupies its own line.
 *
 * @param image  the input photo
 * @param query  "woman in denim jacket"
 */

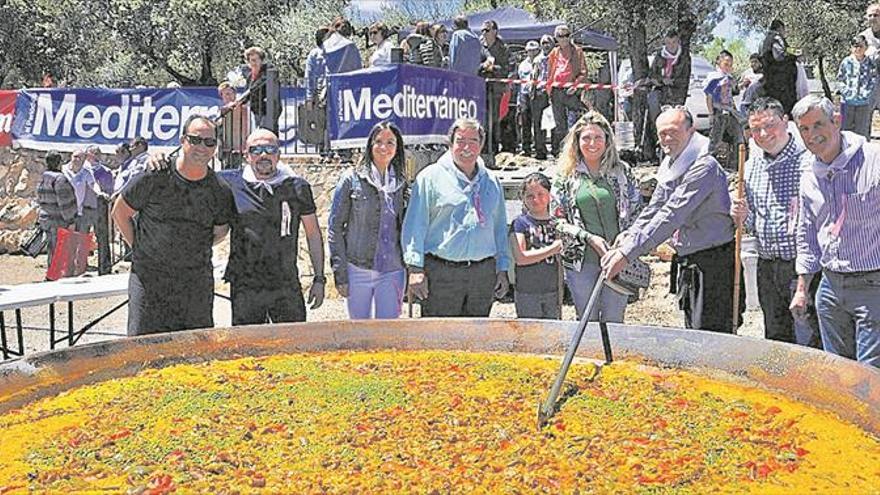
xmin=328 ymin=122 xmax=409 ymax=319
xmin=551 ymin=111 xmax=642 ymax=321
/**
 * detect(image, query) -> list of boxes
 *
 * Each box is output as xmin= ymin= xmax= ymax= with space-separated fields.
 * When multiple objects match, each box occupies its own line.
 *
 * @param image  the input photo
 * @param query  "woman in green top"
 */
xmin=550 ymin=111 xmax=642 ymax=321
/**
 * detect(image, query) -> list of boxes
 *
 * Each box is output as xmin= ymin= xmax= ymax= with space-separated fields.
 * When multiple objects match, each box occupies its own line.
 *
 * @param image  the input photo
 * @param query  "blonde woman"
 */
xmin=550 ymin=111 xmax=642 ymax=321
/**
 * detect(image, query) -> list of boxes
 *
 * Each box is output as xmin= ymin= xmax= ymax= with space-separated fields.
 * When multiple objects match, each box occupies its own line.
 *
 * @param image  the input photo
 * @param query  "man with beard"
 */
xmin=113 ymin=115 xmax=235 ymax=336
xmin=402 ymin=119 xmax=510 ymax=317
xmin=217 ymin=129 xmax=325 ymax=325
xmin=601 ymin=106 xmax=742 ymax=333
xmin=790 ymin=95 xmax=880 ymax=368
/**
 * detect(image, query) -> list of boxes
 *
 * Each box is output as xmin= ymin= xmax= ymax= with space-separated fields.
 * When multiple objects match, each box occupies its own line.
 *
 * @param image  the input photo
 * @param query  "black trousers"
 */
xmin=231 ymin=281 xmax=306 ymax=326
xmin=422 ymin=255 xmax=496 ymax=317
xmin=757 ymin=258 xmax=822 ymax=347
xmin=128 ymin=269 xmax=214 ymax=336
xmin=674 ymin=241 xmax=744 ymax=334
xmin=95 ymin=198 xmax=111 ymax=275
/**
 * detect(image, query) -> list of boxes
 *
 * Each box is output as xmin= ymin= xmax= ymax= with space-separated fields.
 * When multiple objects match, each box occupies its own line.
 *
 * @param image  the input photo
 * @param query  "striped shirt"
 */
xmin=36 ymin=170 xmax=78 ymax=228
xmin=744 ymin=135 xmax=808 ymax=260
xmin=796 ymin=131 xmax=880 ymax=274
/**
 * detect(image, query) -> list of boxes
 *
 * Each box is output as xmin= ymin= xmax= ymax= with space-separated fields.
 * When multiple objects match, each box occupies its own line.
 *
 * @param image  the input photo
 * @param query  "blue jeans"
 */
xmin=565 ymin=262 xmax=627 ymax=322
xmin=815 ymin=270 xmax=880 ymax=368
xmin=346 ymin=263 xmax=405 ymax=319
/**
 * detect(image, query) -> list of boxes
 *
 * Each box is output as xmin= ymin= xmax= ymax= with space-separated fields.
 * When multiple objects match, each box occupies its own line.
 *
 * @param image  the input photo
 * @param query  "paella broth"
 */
xmin=0 ymin=350 xmax=878 ymax=493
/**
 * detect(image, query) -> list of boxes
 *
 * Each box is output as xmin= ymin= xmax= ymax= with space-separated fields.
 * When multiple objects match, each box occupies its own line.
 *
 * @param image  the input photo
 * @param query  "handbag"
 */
xmin=19 ymin=226 xmax=48 ymax=258
xmin=46 ymin=227 xmax=97 ymax=280
xmin=608 ymin=257 xmax=652 ymax=295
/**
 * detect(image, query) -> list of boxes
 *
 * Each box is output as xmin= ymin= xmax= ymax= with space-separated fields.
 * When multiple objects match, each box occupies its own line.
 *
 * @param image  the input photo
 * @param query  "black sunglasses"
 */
xmin=556 ymin=33 xmax=571 ymax=38
xmin=186 ymin=135 xmax=217 ymax=147
xmin=248 ymin=144 xmax=280 ymax=155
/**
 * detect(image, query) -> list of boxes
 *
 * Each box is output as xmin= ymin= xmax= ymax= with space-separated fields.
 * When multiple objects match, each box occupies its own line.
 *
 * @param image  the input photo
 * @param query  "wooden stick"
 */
xmin=732 ymin=143 xmax=747 ymax=333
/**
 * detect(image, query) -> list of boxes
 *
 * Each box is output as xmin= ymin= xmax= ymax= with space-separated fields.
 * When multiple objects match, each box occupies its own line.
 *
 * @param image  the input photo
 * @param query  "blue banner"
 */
xmin=327 ymin=64 xmax=486 ymax=149
xmin=12 ymin=87 xmax=311 ymax=152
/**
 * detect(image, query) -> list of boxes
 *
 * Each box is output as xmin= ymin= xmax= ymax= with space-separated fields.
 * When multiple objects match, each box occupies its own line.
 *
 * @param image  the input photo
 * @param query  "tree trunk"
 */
xmin=199 ymin=42 xmax=217 ymax=86
xmin=817 ymin=55 xmax=832 ymax=101
xmin=628 ymin=5 xmax=651 ymax=160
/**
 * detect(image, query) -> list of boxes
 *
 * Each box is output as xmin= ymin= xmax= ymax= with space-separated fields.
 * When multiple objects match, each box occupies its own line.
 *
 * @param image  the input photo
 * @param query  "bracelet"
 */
xmin=313 ymin=275 xmax=326 ymax=284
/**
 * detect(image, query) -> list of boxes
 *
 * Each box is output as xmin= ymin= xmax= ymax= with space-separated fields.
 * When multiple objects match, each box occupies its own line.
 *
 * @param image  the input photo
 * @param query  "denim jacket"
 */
xmin=328 ymin=165 xmax=408 ymax=286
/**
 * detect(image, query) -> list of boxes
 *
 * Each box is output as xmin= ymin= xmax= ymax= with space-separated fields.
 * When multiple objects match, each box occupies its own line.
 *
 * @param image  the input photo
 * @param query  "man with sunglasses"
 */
xmin=216 ymin=129 xmax=325 ymax=325
xmin=546 ymin=25 xmax=587 ymax=156
xmin=478 ymin=20 xmax=510 ymax=159
xmin=113 ymin=115 xmax=235 ymax=336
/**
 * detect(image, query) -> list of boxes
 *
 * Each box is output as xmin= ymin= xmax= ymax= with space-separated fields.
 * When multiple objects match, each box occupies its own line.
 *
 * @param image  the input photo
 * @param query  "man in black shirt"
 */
xmin=217 ymin=128 xmax=325 ymax=325
xmin=112 ymin=115 xmax=235 ymax=336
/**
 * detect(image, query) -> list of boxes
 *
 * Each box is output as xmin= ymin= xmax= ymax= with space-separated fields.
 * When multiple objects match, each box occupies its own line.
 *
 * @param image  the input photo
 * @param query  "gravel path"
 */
xmin=0 ymin=252 xmax=764 ymax=358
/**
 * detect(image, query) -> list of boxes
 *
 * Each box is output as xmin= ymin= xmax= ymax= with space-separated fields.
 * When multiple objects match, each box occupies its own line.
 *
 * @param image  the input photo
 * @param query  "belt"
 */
xmin=823 ymin=268 xmax=880 ymax=277
xmin=426 ymin=254 xmax=493 ymax=268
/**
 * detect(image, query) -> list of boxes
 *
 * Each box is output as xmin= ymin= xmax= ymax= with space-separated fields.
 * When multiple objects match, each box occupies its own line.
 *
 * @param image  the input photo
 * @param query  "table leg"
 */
xmin=68 ymin=301 xmax=74 ymax=347
xmin=49 ymin=303 xmax=56 ymax=350
xmin=15 ymin=309 xmax=23 ymax=356
xmin=1 ymin=312 xmax=7 ymax=360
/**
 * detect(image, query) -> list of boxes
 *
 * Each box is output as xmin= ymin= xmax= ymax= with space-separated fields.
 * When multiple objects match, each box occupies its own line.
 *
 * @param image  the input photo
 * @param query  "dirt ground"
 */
xmin=0 ymin=247 xmax=764 ymax=358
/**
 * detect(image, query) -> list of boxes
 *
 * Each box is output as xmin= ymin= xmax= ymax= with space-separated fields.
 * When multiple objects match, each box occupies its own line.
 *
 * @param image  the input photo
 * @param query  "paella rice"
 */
xmin=0 ymin=350 xmax=878 ymax=493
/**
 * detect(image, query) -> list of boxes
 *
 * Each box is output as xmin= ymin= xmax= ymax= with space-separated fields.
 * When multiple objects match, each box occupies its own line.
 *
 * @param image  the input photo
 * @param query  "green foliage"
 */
xmin=699 ymin=37 xmax=752 ymax=76
xmin=734 ymin=0 xmax=862 ymax=86
xmin=0 ymin=0 xmax=350 ymax=88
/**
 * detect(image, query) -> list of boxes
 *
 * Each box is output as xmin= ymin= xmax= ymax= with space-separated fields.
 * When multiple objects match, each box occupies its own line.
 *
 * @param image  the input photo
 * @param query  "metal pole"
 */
xmin=537 ymin=274 xmax=608 ymax=428
xmin=265 ymin=67 xmax=280 ymax=134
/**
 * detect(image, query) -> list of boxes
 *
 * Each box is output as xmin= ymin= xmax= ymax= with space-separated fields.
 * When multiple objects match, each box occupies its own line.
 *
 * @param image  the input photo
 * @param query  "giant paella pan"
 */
xmin=0 ymin=319 xmax=878 ymax=493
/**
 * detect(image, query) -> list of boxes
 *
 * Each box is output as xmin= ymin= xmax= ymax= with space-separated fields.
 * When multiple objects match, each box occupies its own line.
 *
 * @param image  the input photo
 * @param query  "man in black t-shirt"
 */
xmin=112 ymin=115 xmax=235 ymax=336
xmin=216 ymin=128 xmax=325 ymax=325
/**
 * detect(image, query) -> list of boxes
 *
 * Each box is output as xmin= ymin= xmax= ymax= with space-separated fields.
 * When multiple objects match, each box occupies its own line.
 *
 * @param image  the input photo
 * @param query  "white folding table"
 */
xmin=0 ymin=274 xmax=130 ymax=359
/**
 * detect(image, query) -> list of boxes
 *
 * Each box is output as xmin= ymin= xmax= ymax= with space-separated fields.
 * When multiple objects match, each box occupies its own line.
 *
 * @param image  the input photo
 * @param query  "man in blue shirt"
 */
xmin=401 ymin=119 xmax=511 ymax=317
xmin=704 ymin=50 xmax=743 ymax=170
xmin=448 ymin=15 xmax=482 ymax=75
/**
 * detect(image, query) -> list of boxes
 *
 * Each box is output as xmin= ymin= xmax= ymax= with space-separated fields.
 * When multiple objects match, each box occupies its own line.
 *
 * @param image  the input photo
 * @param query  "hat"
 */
xmin=525 ymin=40 xmax=540 ymax=51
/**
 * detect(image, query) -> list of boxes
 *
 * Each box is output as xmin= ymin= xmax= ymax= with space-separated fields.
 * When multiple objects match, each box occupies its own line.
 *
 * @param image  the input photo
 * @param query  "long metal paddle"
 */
xmin=537 ymin=273 xmax=613 ymax=429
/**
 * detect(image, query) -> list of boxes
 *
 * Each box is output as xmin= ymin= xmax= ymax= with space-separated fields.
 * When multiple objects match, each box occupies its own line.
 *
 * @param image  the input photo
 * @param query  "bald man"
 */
xmin=216 ymin=129 xmax=325 ymax=325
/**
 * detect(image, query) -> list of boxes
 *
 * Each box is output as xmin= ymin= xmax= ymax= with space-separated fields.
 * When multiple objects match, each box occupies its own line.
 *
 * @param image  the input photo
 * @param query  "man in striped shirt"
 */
xmin=731 ymin=97 xmax=820 ymax=347
xmin=791 ymin=95 xmax=880 ymax=368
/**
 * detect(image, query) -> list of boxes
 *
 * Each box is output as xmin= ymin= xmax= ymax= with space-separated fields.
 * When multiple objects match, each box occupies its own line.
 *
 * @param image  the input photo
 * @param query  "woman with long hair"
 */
xmin=328 ymin=122 xmax=409 ymax=319
xmin=551 ymin=111 xmax=642 ymax=321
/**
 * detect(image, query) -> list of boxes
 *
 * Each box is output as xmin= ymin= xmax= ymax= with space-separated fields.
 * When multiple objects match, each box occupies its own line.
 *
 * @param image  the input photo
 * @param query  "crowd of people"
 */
xmin=28 ymin=10 xmax=880 ymax=371
xmin=294 ymin=15 xmax=608 ymax=161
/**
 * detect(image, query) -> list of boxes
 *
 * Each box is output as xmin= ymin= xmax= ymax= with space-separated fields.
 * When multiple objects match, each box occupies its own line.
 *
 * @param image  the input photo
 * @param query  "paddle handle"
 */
xmin=732 ymin=144 xmax=746 ymax=332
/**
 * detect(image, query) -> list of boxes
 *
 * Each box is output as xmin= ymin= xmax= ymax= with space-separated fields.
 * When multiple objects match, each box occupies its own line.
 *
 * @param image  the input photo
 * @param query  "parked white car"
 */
xmin=618 ymin=55 xmax=715 ymax=132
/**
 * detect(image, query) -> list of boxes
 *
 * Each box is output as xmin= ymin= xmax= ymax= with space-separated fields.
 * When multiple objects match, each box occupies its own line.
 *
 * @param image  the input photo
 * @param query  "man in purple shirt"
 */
xmin=791 ymin=95 xmax=880 ymax=368
xmin=85 ymin=145 xmax=114 ymax=274
xmin=602 ymin=106 xmax=743 ymax=333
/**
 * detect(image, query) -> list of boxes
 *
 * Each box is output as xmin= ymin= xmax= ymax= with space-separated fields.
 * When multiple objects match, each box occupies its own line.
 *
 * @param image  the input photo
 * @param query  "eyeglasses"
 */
xmin=556 ymin=33 xmax=571 ymax=38
xmin=186 ymin=135 xmax=218 ymax=147
xmin=248 ymin=144 xmax=280 ymax=155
